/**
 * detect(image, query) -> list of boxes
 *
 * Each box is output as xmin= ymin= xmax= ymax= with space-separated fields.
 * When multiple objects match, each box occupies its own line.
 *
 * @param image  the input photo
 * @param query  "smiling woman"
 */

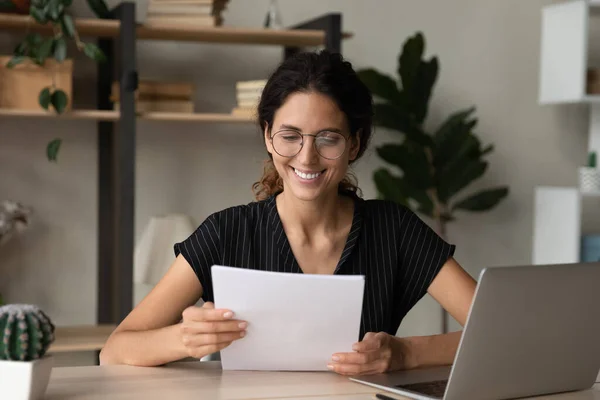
xmin=99 ymin=50 xmax=477 ymax=377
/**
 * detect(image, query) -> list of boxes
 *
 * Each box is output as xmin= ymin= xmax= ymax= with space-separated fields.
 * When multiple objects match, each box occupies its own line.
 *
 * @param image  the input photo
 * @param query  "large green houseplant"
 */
xmin=357 ymin=32 xmax=509 ymax=241
xmin=1 ymin=0 xmax=111 ymax=161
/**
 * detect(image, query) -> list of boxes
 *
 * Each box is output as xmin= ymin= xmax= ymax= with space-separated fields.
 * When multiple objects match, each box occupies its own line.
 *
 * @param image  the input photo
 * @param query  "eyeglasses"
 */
xmin=270 ymin=129 xmax=350 ymax=160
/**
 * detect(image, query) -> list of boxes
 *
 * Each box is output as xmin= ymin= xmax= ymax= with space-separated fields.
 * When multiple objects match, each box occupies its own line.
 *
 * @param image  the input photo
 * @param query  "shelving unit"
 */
xmin=0 ymin=3 xmax=350 ymax=355
xmin=0 ymin=108 xmax=254 ymax=123
xmin=536 ymin=0 xmax=600 ymax=264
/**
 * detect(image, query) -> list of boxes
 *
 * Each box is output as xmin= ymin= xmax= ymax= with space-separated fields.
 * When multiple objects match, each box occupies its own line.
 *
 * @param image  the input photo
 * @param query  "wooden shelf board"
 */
xmin=0 ymin=108 xmax=254 ymax=123
xmin=0 ymin=14 xmax=352 ymax=46
xmin=48 ymin=324 xmax=116 ymax=353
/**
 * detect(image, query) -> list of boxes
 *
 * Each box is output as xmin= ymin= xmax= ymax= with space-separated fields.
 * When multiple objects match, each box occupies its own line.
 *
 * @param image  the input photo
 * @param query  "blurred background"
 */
xmin=0 ymin=0 xmax=596 ymax=366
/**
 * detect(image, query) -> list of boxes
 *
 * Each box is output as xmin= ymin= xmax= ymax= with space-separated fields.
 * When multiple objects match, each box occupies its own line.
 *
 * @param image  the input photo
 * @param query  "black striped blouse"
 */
xmin=174 ymin=191 xmax=455 ymax=339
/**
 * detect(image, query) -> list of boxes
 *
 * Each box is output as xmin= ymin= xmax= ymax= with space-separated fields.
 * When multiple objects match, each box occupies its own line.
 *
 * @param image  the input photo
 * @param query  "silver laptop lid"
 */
xmin=445 ymin=262 xmax=600 ymax=400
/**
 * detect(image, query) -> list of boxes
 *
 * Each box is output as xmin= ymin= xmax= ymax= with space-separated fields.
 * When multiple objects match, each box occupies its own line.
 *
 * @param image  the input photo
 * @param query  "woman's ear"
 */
xmin=349 ymin=132 xmax=361 ymax=161
xmin=264 ymin=123 xmax=273 ymax=155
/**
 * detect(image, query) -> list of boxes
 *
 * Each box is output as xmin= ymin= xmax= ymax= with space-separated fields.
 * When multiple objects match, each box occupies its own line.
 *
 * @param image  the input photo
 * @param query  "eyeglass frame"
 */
xmin=268 ymin=129 xmax=352 ymax=160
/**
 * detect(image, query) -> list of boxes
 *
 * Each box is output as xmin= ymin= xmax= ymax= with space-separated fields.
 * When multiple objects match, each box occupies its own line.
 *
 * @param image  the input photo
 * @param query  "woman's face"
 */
xmin=264 ymin=91 xmax=360 ymax=202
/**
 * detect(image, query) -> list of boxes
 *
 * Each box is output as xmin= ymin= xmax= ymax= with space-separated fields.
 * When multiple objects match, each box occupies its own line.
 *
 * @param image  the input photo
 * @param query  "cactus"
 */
xmin=0 ymin=304 xmax=55 ymax=361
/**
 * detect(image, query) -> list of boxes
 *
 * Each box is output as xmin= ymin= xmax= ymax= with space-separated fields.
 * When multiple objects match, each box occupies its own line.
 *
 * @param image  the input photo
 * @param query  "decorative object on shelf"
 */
xmin=578 ymin=151 xmax=600 ymax=193
xmin=111 ymin=79 xmax=195 ymax=113
xmin=357 ymin=32 xmax=509 ymax=332
xmin=357 ymin=31 xmax=509 ymax=240
xmin=4 ymin=0 xmax=110 ymax=162
xmin=146 ymin=0 xmax=227 ymax=27
xmin=0 ymin=200 xmax=31 ymax=306
xmin=587 ymin=68 xmax=600 ymax=94
xmin=134 ymin=214 xmax=194 ymax=286
xmin=263 ymin=0 xmax=282 ymax=29
xmin=581 ymin=234 xmax=600 ymax=262
xmin=232 ymin=79 xmax=266 ymax=118
xmin=0 ymin=303 xmax=55 ymax=400
xmin=0 ymin=0 xmax=30 ymax=14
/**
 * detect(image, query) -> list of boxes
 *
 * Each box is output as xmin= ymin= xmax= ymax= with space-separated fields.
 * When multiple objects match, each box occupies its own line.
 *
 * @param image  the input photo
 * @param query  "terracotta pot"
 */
xmin=9 ymin=0 xmax=30 ymax=14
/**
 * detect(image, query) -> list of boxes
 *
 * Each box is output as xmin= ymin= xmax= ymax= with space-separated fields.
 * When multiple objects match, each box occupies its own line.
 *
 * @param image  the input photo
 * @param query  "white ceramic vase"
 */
xmin=0 ymin=356 xmax=54 ymax=400
xmin=579 ymin=166 xmax=600 ymax=193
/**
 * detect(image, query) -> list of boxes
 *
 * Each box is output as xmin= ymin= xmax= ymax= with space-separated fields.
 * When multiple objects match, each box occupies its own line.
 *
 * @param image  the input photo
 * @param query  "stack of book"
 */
xmin=111 ymin=80 xmax=195 ymax=113
xmin=232 ymin=79 xmax=267 ymax=117
xmin=146 ymin=0 xmax=228 ymax=27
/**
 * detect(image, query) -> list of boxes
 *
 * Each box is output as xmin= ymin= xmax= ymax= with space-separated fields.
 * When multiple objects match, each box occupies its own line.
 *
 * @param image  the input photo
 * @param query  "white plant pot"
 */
xmin=0 ymin=356 xmax=53 ymax=400
xmin=579 ymin=167 xmax=600 ymax=193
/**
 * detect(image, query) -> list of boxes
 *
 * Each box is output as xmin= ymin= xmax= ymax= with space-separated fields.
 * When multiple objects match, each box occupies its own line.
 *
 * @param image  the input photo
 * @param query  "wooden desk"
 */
xmin=44 ymin=361 xmax=600 ymax=400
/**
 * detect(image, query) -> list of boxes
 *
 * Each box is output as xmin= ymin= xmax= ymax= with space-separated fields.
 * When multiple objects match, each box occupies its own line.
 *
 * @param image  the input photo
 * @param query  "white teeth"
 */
xmin=293 ymin=168 xmax=322 ymax=180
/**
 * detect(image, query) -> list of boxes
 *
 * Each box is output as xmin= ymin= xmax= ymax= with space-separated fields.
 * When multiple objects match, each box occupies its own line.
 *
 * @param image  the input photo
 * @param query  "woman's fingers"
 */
xmin=182 ymin=320 xmax=248 ymax=334
xmin=331 ymin=350 xmax=380 ymax=365
xmin=187 ymin=341 xmax=233 ymax=359
xmin=182 ymin=303 xmax=236 ymax=322
xmin=182 ymin=330 xmax=246 ymax=347
xmin=327 ymin=359 xmax=387 ymax=376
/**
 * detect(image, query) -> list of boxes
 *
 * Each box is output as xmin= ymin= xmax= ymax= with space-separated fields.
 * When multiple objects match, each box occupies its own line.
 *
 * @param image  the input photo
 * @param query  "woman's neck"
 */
xmin=275 ymin=188 xmax=353 ymax=243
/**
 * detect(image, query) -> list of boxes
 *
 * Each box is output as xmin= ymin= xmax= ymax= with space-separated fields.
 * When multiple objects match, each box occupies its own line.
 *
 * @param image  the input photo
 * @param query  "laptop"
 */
xmin=350 ymin=262 xmax=600 ymax=400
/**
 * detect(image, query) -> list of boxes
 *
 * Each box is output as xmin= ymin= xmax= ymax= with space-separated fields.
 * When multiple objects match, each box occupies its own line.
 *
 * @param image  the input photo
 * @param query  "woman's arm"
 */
xmin=99 ymin=255 xmax=202 ymax=366
xmin=395 ymin=257 xmax=477 ymax=369
xmin=329 ymin=258 xmax=476 ymax=375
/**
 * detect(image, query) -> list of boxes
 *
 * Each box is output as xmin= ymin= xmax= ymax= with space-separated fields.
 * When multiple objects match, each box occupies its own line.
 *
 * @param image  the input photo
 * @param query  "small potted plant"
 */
xmin=579 ymin=151 xmax=600 ymax=194
xmin=0 ymin=304 xmax=55 ymax=400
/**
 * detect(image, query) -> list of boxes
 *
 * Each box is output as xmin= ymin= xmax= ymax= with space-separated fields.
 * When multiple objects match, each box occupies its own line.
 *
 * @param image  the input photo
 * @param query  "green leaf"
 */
xmin=434 ymin=107 xmax=476 ymax=147
xmin=451 ymin=187 xmax=509 ymax=212
xmin=398 ymin=32 xmax=424 ymax=96
xmin=356 ymin=68 xmax=404 ymax=105
xmin=480 ymin=144 xmax=493 ymax=156
xmin=373 ymin=103 xmax=434 ymax=147
xmin=26 ymin=33 xmax=43 ymax=46
xmin=39 ymin=87 xmax=52 ymax=109
xmin=13 ymin=41 xmax=28 ymax=57
xmin=412 ymin=56 xmax=438 ymax=124
xmin=86 ymin=0 xmax=111 ymax=19
xmin=376 ymin=143 xmax=432 ymax=189
xmin=6 ymin=56 xmax=26 ymax=68
xmin=83 ymin=42 xmax=106 ymax=63
xmin=60 ymin=14 xmax=75 ymax=38
xmin=48 ymin=0 xmax=64 ymax=21
xmin=30 ymin=5 xmax=47 ymax=24
xmin=437 ymin=160 xmax=488 ymax=203
xmin=47 ymin=138 xmax=62 ymax=162
xmin=53 ymin=37 xmax=67 ymax=62
xmin=373 ymin=168 xmax=409 ymax=206
xmin=51 ymin=89 xmax=68 ymax=113
xmin=35 ymin=37 xmax=54 ymax=65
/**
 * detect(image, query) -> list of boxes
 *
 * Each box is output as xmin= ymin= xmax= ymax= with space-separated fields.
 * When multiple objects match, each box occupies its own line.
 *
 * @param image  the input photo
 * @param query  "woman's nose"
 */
xmin=296 ymin=136 xmax=319 ymax=164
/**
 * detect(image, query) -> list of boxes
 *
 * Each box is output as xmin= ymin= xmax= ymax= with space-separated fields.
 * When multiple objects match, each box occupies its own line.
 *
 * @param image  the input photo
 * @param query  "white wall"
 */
xmin=0 ymin=0 xmax=590 ymax=362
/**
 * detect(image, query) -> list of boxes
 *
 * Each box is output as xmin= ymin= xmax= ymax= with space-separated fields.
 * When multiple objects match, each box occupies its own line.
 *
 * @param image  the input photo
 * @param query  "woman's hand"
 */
xmin=328 ymin=332 xmax=404 ymax=376
xmin=180 ymin=302 xmax=247 ymax=359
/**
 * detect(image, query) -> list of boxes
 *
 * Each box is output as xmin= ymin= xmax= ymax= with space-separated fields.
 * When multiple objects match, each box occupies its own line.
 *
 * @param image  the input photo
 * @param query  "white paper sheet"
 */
xmin=211 ymin=265 xmax=365 ymax=371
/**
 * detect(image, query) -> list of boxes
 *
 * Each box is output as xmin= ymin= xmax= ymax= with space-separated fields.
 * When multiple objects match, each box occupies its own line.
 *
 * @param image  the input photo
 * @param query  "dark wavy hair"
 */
xmin=252 ymin=50 xmax=374 ymax=201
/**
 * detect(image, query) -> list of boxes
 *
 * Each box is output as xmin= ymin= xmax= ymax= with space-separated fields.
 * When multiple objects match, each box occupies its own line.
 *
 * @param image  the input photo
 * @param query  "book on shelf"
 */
xmin=234 ymin=79 xmax=267 ymax=113
xmin=111 ymin=79 xmax=195 ymax=113
xmin=114 ymin=100 xmax=195 ymax=113
xmin=147 ymin=0 xmax=228 ymax=26
xmin=231 ymin=106 xmax=256 ymax=118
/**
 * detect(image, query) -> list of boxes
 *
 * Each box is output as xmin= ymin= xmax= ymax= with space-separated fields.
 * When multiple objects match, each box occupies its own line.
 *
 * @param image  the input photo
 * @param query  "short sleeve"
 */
xmin=173 ymin=212 xmax=221 ymax=303
xmin=395 ymin=206 xmax=455 ymax=315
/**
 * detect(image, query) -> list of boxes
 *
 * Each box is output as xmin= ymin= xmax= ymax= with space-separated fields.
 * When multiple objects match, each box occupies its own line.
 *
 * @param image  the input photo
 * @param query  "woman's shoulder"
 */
xmin=203 ymin=196 xmax=275 ymax=227
xmin=358 ymin=196 xmax=415 ymax=220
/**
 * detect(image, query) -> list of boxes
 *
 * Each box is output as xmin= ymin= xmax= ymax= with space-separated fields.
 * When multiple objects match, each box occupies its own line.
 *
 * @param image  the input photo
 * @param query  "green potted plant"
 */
xmin=2 ymin=0 xmax=111 ymax=161
xmin=357 ymin=32 xmax=509 ymax=241
xmin=0 ymin=304 xmax=56 ymax=400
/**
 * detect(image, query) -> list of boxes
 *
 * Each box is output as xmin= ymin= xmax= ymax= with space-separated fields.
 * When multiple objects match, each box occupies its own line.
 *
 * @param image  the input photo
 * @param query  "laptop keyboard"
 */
xmin=395 ymin=379 xmax=448 ymax=398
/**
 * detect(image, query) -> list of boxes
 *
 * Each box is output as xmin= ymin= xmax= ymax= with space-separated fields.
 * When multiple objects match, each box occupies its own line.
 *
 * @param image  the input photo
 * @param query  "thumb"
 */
xmin=353 ymin=332 xmax=381 ymax=352
xmin=202 ymin=301 xmax=215 ymax=309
